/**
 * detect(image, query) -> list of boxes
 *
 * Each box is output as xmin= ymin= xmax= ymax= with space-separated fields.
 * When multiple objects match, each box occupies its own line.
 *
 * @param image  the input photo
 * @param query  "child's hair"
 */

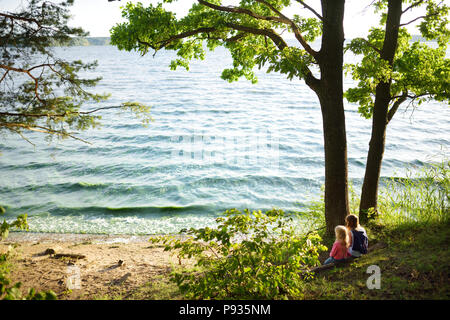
xmin=345 ymin=214 xmax=359 ymax=229
xmin=335 ymin=225 xmax=349 ymax=248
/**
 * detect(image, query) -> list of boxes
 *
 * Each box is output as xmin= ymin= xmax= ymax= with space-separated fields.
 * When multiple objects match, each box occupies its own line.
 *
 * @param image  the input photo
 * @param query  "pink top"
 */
xmin=330 ymin=241 xmax=351 ymax=260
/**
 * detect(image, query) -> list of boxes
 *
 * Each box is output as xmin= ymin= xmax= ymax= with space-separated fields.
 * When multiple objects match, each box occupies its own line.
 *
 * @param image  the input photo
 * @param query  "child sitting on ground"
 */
xmin=345 ymin=214 xmax=368 ymax=258
xmin=324 ymin=225 xmax=351 ymax=265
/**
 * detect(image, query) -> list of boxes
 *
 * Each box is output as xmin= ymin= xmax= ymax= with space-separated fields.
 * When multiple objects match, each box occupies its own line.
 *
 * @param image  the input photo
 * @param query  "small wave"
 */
xmin=75 ymin=182 xmax=109 ymax=189
xmin=46 ymin=204 xmax=216 ymax=216
xmin=188 ymin=175 xmax=320 ymax=189
xmin=349 ymin=158 xmax=366 ymax=167
xmin=0 ymin=181 xmax=111 ymax=194
xmin=0 ymin=162 xmax=56 ymax=171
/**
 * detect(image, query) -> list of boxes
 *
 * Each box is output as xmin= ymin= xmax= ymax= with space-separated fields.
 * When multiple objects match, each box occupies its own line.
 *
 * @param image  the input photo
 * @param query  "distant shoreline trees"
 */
xmin=51 ymin=37 xmax=111 ymax=47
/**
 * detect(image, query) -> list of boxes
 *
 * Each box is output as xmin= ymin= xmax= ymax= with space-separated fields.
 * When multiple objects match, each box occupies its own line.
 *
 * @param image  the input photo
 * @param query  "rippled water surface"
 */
xmin=1 ymin=45 xmax=448 ymax=234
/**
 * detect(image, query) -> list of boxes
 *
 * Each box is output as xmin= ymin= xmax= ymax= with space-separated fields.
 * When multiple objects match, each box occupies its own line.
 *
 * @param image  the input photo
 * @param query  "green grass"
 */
xmin=126 ymin=276 xmax=183 ymax=300
xmin=301 ymin=220 xmax=450 ymax=299
xmin=300 ymin=159 xmax=449 ymax=299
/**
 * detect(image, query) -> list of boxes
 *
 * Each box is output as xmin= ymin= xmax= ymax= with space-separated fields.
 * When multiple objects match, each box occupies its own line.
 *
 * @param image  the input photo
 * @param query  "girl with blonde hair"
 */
xmin=324 ymin=225 xmax=351 ymax=265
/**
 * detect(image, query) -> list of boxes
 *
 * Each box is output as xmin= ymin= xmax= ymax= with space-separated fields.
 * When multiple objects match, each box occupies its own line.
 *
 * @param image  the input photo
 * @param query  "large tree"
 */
xmin=111 ymin=0 xmax=349 ymax=235
xmin=345 ymin=0 xmax=449 ymax=222
xmin=0 ymin=0 xmax=150 ymax=144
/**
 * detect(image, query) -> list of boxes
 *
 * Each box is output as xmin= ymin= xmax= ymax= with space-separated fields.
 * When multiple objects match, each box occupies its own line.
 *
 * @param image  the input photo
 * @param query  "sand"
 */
xmin=0 ymin=232 xmax=184 ymax=300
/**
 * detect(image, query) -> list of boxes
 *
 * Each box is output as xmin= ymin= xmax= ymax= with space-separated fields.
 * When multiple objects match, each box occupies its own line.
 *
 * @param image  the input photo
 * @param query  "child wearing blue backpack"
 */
xmin=345 ymin=214 xmax=368 ymax=258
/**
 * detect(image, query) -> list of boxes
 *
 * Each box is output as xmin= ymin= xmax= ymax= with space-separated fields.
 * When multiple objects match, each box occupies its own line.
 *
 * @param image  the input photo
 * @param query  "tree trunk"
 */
xmin=359 ymin=0 xmax=403 ymax=222
xmin=315 ymin=0 xmax=349 ymax=235
xmin=359 ymin=84 xmax=390 ymax=222
xmin=318 ymin=89 xmax=350 ymax=235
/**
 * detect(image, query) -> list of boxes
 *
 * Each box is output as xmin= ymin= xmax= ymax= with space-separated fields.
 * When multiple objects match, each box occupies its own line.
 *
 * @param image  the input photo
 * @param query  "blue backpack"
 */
xmin=351 ymin=229 xmax=368 ymax=254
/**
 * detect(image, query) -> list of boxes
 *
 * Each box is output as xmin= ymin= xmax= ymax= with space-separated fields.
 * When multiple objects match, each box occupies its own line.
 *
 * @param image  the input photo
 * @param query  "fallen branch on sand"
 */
xmin=52 ymin=253 xmax=86 ymax=260
xmin=40 ymin=248 xmax=86 ymax=260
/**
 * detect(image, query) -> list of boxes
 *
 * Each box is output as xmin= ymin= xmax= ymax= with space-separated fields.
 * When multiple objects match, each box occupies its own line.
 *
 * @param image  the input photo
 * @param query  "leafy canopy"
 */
xmin=110 ymin=0 xmax=322 ymax=84
xmin=345 ymin=0 xmax=449 ymax=120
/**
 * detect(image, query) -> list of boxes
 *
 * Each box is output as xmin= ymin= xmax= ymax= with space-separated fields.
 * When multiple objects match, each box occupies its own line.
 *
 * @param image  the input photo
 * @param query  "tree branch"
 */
xmin=198 ymin=0 xmax=286 ymax=24
xmin=140 ymin=21 xmax=288 ymax=53
xmin=294 ymin=0 xmax=323 ymax=21
xmin=0 ymin=105 xmax=126 ymax=119
xmin=198 ymin=0 xmax=318 ymax=57
xmin=8 ymin=126 xmax=36 ymax=147
xmin=1 ymin=122 xmax=91 ymax=144
xmin=400 ymin=0 xmax=444 ymax=26
xmin=387 ymin=91 xmax=408 ymax=123
xmin=225 ymin=22 xmax=289 ymax=50
xmin=254 ymin=0 xmax=285 ymax=17
xmin=355 ymin=37 xmax=382 ymax=55
xmin=205 ymin=33 xmax=247 ymax=43
xmin=0 ymin=64 xmax=45 ymax=102
xmin=128 ymin=2 xmax=320 ymax=89
xmin=399 ymin=12 xmax=440 ymax=26
xmin=402 ymin=0 xmax=425 ymax=14
xmin=0 ymin=70 xmax=9 ymax=83
xmin=255 ymin=0 xmax=318 ymax=58
xmin=0 ymin=12 xmax=42 ymax=26
xmin=0 ymin=11 xmax=61 ymax=35
xmin=156 ymin=27 xmax=218 ymax=49
xmin=304 ymin=69 xmax=321 ymax=93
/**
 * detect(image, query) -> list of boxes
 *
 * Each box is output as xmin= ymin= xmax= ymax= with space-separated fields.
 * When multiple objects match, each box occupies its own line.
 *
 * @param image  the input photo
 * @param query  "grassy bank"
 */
xmin=95 ymin=218 xmax=450 ymax=300
xmin=0 ymin=213 xmax=448 ymax=300
xmin=303 ymin=158 xmax=449 ymax=299
xmin=304 ymin=220 xmax=449 ymax=299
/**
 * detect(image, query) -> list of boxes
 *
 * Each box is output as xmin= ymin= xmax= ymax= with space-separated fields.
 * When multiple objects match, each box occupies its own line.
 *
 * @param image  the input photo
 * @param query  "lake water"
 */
xmin=1 ymin=45 xmax=448 ymax=234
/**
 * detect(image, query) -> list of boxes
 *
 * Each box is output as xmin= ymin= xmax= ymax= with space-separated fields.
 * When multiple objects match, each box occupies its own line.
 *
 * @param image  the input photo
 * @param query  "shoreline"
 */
xmin=1 ymin=232 xmax=184 ymax=299
xmin=4 ymin=231 xmax=155 ymax=244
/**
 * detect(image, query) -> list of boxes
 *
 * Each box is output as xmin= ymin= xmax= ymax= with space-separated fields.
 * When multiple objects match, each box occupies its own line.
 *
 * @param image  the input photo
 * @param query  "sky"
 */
xmin=0 ymin=0 xmax=428 ymax=39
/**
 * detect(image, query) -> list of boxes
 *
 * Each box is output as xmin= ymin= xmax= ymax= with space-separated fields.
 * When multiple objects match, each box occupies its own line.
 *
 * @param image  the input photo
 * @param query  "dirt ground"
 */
xmin=0 ymin=232 xmax=183 ymax=300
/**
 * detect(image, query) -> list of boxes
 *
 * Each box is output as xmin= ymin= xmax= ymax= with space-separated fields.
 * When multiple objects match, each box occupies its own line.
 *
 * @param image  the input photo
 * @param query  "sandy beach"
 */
xmin=0 ymin=232 xmax=184 ymax=300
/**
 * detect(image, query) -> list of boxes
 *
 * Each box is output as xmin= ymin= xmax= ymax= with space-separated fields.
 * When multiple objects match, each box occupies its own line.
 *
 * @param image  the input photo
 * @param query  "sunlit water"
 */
xmin=1 ymin=45 xmax=448 ymax=234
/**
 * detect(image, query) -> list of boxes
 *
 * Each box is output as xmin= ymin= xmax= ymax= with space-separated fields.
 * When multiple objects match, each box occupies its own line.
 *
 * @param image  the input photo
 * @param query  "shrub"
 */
xmin=0 ymin=207 xmax=57 ymax=300
xmin=151 ymin=208 xmax=327 ymax=299
xmin=1 ymin=211 xmax=28 ymax=240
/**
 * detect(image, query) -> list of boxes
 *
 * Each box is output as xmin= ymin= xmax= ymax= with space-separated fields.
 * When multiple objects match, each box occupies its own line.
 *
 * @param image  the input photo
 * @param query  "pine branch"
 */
xmin=0 ymin=64 xmax=46 ymax=102
xmin=0 ymin=105 xmax=126 ymax=118
xmin=1 ymin=122 xmax=91 ymax=144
